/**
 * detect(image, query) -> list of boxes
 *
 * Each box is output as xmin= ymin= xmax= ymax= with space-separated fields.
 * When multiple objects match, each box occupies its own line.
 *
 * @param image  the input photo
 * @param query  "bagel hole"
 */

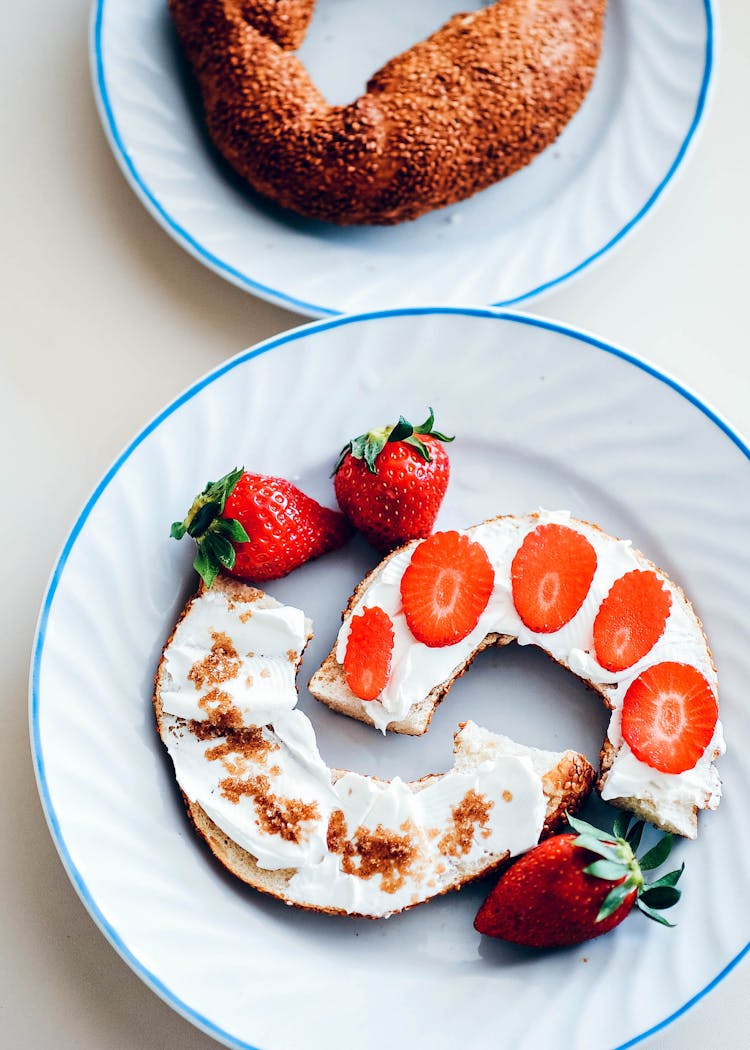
xmin=296 ymin=0 xmax=489 ymax=105
xmin=297 ymin=638 xmax=611 ymax=787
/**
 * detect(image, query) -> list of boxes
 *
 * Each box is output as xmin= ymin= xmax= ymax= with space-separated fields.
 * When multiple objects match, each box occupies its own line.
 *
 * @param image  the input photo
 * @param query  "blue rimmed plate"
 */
xmin=91 ymin=0 xmax=713 ymax=316
xmin=31 ymin=308 xmax=749 ymax=1049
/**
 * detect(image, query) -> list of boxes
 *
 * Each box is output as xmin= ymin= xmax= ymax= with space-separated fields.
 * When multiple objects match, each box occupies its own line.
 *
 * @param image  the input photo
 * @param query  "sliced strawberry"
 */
xmin=511 ymin=523 xmax=597 ymax=633
xmin=593 ymin=570 xmax=672 ymax=672
xmin=621 ymin=662 xmax=718 ymax=774
xmin=400 ymin=531 xmax=494 ymax=647
xmin=344 ymin=606 xmax=395 ymax=701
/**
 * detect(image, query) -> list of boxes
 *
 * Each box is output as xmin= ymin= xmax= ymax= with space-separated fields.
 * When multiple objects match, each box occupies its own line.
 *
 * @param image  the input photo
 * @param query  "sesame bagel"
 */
xmin=168 ymin=0 xmax=607 ymax=225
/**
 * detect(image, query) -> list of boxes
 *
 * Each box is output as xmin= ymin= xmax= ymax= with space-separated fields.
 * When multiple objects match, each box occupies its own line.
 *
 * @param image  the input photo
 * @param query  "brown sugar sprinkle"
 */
xmin=286 ymin=649 xmax=298 ymax=664
xmin=239 ymin=609 xmax=254 ymax=623
xmin=326 ymin=809 xmax=348 ymax=854
xmin=245 ymin=675 xmax=254 ymax=688
xmin=197 ymin=688 xmax=243 ymax=730
xmin=260 ymin=668 xmax=271 ymax=679
xmin=187 ymin=719 xmax=223 ymax=742
xmin=326 ymin=811 xmax=419 ymax=894
xmin=219 ymin=774 xmax=319 ymax=843
xmin=188 ymin=631 xmax=240 ymax=690
xmin=205 ymin=727 xmax=279 ymax=776
xmin=438 ymin=790 xmax=494 ymax=858
xmin=502 ymin=790 xmax=513 ymax=803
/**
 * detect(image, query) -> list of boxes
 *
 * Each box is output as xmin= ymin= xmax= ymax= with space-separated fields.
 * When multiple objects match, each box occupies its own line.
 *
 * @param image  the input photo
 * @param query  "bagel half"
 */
xmin=154 ymin=576 xmax=594 ymax=918
xmin=309 ymin=512 xmax=725 ymax=838
xmin=168 ymin=0 xmax=607 ymax=224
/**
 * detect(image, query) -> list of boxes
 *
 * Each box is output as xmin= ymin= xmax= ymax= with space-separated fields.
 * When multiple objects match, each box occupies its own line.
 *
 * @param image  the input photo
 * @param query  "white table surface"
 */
xmin=2 ymin=1 xmax=748 ymax=1047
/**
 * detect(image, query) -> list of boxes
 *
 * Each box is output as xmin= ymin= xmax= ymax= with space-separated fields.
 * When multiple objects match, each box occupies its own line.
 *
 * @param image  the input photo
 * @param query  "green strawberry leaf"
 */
xmin=187 ymin=501 xmax=221 ymax=538
xmin=597 ymin=881 xmax=633 ymax=922
xmin=203 ymin=466 xmax=244 ymax=508
xmin=572 ymin=835 xmax=622 ymax=862
xmin=413 ymin=407 xmax=455 ymax=443
xmin=567 ymin=813 xmax=615 ymax=841
xmin=585 ymin=859 xmax=629 ymax=882
xmin=171 ymin=467 xmax=247 ymax=588
xmin=639 ymin=885 xmax=681 ymax=910
xmin=404 ymin=435 xmax=432 ymax=461
xmin=363 ymin=437 xmax=384 ymax=473
xmin=612 ymin=812 xmax=631 ymax=840
xmin=194 ymin=546 xmax=220 ymax=589
xmin=333 ymin=409 xmax=454 ymax=476
xmin=639 ymin=833 xmax=674 ymax=871
xmin=214 ymin=518 xmax=250 ymax=544
xmin=387 ymin=416 xmax=415 ymax=443
xmin=568 ymin=813 xmax=684 ymax=930
xmin=413 ymin=407 xmax=434 ymax=433
xmin=204 ymin=532 xmax=237 ymax=570
xmin=626 ymin=820 xmax=645 ymax=852
xmin=645 ymin=863 xmax=685 ymax=891
xmin=636 ymin=900 xmax=676 ymax=927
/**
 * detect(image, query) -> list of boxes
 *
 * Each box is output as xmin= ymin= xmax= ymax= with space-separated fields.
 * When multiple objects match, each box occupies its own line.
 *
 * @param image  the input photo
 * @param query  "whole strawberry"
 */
xmin=333 ymin=408 xmax=453 ymax=552
xmin=474 ymin=813 xmax=683 ymax=948
xmin=170 ymin=467 xmax=351 ymax=587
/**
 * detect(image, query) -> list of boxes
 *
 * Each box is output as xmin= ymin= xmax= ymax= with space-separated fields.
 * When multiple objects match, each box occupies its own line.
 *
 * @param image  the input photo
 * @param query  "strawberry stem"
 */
xmin=170 ymin=467 xmax=250 ymax=587
xmin=566 ymin=812 xmax=684 ymax=925
xmin=333 ymin=408 xmax=454 ymax=476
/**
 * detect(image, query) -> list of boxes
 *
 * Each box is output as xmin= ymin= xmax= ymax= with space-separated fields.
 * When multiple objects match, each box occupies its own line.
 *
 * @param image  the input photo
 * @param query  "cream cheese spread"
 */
xmin=158 ymin=584 xmax=561 ymax=917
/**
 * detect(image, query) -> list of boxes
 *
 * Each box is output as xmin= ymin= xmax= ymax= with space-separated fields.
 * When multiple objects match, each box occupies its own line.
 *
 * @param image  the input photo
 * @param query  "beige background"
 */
xmin=2 ymin=1 xmax=748 ymax=1047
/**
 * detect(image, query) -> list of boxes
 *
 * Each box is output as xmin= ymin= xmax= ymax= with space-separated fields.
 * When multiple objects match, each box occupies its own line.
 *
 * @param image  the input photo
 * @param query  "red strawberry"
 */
xmin=593 ymin=570 xmax=672 ymax=672
xmin=474 ymin=813 xmax=684 ymax=948
xmin=400 ymin=531 xmax=494 ymax=647
xmin=621 ymin=662 xmax=718 ymax=774
xmin=344 ymin=606 xmax=395 ymax=701
xmin=511 ymin=523 xmax=597 ymax=633
xmin=170 ymin=467 xmax=351 ymax=586
xmin=333 ymin=408 xmax=453 ymax=552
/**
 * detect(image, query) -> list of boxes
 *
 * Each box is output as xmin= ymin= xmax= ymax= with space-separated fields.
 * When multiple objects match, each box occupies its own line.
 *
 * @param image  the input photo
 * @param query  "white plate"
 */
xmin=91 ymin=0 xmax=714 ymax=317
xmin=31 ymin=308 xmax=749 ymax=1050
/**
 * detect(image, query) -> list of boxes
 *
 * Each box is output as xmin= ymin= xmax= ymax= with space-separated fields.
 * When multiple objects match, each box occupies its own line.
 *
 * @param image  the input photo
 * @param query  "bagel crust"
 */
xmin=168 ymin=0 xmax=607 ymax=224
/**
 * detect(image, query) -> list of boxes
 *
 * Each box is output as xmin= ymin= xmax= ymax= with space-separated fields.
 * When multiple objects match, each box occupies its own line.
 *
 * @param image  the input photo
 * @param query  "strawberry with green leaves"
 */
xmin=333 ymin=408 xmax=453 ymax=552
xmin=171 ymin=467 xmax=351 ymax=587
xmin=474 ymin=813 xmax=684 ymax=948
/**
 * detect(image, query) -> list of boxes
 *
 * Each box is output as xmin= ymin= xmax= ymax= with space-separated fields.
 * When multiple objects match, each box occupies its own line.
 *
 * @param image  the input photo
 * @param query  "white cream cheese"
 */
xmin=161 ymin=587 xmax=309 ymax=727
xmin=158 ymin=584 xmax=556 ymax=917
xmin=330 ymin=510 xmax=724 ymax=837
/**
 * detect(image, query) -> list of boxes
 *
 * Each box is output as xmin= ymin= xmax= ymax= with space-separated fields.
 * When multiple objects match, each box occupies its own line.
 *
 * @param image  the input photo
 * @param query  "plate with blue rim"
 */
xmin=31 ymin=307 xmax=749 ymax=1049
xmin=91 ymin=0 xmax=714 ymax=316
